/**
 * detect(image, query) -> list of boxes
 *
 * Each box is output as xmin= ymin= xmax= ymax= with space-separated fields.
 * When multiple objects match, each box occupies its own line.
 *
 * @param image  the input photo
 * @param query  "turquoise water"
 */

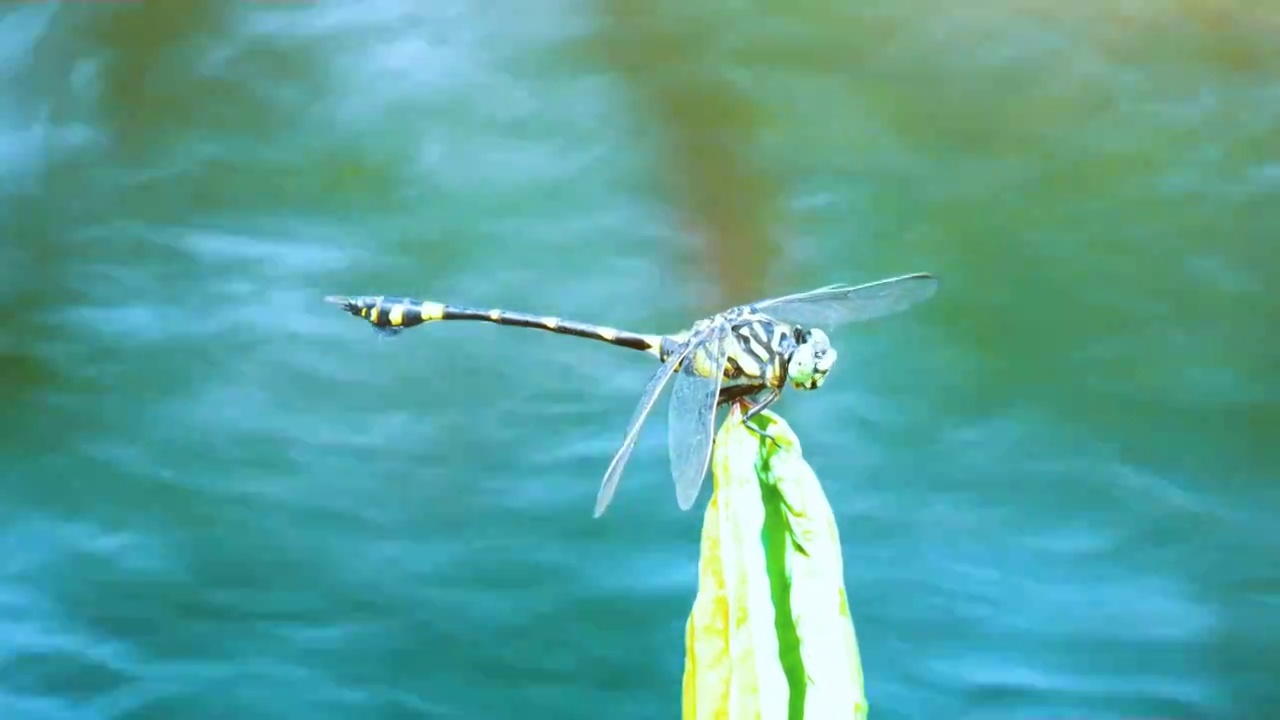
xmin=3 ymin=2 xmax=1277 ymax=718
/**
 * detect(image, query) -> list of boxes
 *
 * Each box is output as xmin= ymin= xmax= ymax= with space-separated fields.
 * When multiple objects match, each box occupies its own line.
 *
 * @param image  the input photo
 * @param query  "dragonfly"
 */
xmin=325 ymin=272 xmax=939 ymax=517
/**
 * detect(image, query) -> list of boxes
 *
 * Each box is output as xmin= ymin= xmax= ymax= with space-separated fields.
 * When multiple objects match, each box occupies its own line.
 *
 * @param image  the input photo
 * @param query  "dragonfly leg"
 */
xmin=741 ymin=387 xmax=781 ymax=423
xmin=738 ymin=388 xmax=783 ymax=447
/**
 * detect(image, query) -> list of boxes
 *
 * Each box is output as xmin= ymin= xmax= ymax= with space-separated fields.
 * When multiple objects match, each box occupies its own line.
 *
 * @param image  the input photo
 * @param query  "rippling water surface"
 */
xmin=3 ymin=2 xmax=1277 ymax=718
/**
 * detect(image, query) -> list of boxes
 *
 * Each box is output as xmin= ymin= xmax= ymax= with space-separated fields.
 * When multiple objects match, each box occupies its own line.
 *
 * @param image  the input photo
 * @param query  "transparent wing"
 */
xmin=753 ymin=272 xmax=939 ymax=329
xmin=593 ymin=324 xmax=716 ymax=517
xmin=667 ymin=321 xmax=730 ymax=511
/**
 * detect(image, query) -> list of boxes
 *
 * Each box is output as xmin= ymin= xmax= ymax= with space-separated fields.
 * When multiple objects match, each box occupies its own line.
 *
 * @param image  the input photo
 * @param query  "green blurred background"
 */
xmin=2 ymin=1 xmax=1277 ymax=718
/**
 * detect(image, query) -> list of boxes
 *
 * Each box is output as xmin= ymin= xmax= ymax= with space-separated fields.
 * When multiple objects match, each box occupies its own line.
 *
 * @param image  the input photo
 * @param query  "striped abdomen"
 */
xmin=325 ymin=295 xmax=663 ymax=355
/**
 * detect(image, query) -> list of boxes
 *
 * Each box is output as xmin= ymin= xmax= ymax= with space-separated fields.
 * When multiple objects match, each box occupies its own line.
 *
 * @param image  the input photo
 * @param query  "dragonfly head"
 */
xmin=787 ymin=327 xmax=836 ymax=391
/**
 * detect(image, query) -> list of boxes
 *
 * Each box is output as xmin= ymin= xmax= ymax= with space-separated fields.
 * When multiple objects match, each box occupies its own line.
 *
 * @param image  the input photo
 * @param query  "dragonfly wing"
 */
xmin=753 ymin=272 xmax=939 ymax=329
xmin=667 ymin=321 xmax=730 ymax=512
xmin=593 ymin=324 xmax=715 ymax=517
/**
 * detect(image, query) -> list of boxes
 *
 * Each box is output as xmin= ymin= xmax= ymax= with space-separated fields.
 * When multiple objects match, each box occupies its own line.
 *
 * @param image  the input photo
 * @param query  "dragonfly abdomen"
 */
xmin=326 ymin=295 xmax=442 ymax=331
xmin=326 ymin=295 xmax=662 ymax=354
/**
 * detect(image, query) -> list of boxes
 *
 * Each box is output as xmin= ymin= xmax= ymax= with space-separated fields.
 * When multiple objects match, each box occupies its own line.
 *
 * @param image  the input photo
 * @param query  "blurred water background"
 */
xmin=2 ymin=1 xmax=1277 ymax=718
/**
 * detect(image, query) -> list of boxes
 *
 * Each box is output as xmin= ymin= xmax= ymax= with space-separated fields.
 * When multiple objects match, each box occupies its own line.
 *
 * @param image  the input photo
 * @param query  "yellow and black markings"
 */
xmin=326 ymin=295 xmax=662 ymax=353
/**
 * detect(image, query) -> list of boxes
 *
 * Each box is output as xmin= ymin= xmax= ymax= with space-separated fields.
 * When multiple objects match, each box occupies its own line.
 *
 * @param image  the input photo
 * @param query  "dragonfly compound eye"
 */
xmin=789 ymin=328 xmax=836 ymax=390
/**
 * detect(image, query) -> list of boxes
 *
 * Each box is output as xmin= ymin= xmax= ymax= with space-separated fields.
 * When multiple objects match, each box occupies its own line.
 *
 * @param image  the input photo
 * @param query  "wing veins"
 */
xmin=668 ymin=321 xmax=730 ymax=511
xmin=753 ymin=272 xmax=938 ymax=328
xmin=592 ymin=323 xmax=717 ymax=517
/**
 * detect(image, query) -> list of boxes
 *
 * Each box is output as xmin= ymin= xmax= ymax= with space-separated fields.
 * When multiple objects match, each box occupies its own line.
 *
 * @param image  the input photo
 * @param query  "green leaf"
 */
xmin=684 ymin=405 xmax=867 ymax=720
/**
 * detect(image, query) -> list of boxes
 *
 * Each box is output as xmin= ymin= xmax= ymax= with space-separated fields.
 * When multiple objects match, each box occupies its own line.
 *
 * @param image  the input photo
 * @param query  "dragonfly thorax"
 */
xmin=787 ymin=327 xmax=837 ymax=391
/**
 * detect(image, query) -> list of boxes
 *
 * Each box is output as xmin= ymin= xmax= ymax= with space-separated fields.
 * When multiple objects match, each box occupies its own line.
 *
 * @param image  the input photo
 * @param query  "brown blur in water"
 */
xmin=594 ymin=0 xmax=780 ymax=311
xmin=588 ymin=0 xmax=1277 ymax=312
